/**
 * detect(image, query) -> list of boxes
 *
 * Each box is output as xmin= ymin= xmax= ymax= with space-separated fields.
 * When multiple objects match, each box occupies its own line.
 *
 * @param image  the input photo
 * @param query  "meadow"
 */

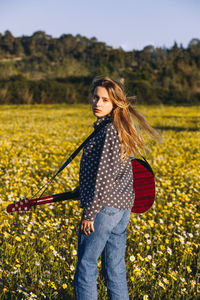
xmin=0 ymin=104 xmax=199 ymax=299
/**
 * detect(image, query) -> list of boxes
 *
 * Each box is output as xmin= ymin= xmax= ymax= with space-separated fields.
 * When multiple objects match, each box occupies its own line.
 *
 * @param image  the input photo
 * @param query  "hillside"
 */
xmin=0 ymin=30 xmax=200 ymax=104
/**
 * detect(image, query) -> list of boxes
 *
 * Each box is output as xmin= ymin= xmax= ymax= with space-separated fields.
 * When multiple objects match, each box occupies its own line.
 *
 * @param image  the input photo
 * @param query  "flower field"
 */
xmin=0 ymin=104 xmax=199 ymax=299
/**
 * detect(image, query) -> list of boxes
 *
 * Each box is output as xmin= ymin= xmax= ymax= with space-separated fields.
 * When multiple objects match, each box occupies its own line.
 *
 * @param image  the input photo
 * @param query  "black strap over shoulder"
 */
xmin=33 ymin=119 xmax=111 ymax=200
xmin=54 ymin=119 xmax=111 ymax=177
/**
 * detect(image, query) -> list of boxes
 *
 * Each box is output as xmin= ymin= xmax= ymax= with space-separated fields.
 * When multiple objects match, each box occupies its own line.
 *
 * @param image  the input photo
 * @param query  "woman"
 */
xmin=73 ymin=77 xmax=160 ymax=300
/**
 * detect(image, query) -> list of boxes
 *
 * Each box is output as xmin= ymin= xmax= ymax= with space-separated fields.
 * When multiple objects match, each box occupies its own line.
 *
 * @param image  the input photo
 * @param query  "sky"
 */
xmin=0 ymin=0 xmax=200 ymax=51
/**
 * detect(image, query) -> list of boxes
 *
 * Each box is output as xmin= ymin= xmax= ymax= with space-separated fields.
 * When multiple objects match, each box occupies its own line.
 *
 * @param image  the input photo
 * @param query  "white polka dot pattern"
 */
xmin=79 ymin=115 xmax=135 ymax=221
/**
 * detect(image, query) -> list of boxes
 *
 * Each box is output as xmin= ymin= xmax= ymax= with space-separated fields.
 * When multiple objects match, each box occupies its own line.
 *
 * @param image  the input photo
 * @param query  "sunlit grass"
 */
xmin=0 ymin=104 xmax=199 ymax=299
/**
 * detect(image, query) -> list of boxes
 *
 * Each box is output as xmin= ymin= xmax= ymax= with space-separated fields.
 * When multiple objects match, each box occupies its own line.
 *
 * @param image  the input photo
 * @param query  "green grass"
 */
xmin=0 ymin=104 xmax=199 ymax=299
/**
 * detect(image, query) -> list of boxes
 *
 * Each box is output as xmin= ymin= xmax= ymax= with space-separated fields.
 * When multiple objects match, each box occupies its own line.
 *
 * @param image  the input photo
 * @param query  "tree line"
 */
xmin=0 ymin=30 xmax=200 ymax=104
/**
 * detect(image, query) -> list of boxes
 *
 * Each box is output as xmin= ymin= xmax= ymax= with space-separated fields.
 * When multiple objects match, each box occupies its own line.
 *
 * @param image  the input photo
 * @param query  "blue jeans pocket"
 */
xmin=100 ymin=206 xmax=121 ymax=216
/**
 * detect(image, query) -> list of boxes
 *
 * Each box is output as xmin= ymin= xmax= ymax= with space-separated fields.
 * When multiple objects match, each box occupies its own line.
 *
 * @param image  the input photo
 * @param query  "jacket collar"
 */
xmin=93 ymin=114 xmax=112 ymax=129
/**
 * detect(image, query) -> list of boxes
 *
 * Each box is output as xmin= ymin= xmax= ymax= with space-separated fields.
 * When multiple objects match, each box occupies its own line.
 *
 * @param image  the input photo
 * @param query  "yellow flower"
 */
xmin=137 ymin=254 xmax=144 ymax=261
xmin=15 ymin=236 xmax=21 ymax=242
xmin=163 ymin=278 xmax=169 ymax=285
xmin=148 ymin=220 xmax=154 ymax=227
xmin=50 ymin=245 xmax=55 ymax=251
xmin=169 ymin=273 xmax=177 ymax=281
xmin=98 ymin=260 xmax=101 ymax=267
xmin=40 ymin=237 xmax=47 ymax=242
xmin=62 ymin=283 xmax=67 ymax=289
xmin=3 ymin=232 xmax=9 ymax=238
xmin=133 ymin=267 xmax=142 ymax=276
xmin=51 ymin=283 xmax=57 ymax=290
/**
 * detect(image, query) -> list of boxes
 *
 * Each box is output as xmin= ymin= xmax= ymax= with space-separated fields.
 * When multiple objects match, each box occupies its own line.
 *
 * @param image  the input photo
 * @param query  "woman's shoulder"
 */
xmin=104 ymin=122 xmax=119 ymax=142
xmin=105 ymin=121 xmax=118 ymax=135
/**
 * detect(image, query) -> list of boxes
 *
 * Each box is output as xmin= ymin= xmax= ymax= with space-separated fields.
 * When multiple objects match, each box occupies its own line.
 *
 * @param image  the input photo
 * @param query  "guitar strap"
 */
xmin=32 ymin=119 xmax=111 ymax=201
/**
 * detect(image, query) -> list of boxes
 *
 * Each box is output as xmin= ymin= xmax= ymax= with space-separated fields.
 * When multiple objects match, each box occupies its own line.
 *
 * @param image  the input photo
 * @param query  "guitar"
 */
xmin=7 ymin=156 xmax=155 ymax=215
xmin=7 ymin=188 xmax=80 ymax=213
xmin=6 ymin=119 xmax=156 ymax=215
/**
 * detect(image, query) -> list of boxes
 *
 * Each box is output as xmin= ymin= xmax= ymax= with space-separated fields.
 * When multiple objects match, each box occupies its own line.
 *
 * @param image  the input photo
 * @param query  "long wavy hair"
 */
xmin=90 ymin=76 xmax=161 ymax=161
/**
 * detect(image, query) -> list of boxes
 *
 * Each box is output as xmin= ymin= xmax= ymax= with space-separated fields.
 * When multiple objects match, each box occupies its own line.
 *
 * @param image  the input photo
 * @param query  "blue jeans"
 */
xmin=73 ymin=206 xmax=131 ymax=300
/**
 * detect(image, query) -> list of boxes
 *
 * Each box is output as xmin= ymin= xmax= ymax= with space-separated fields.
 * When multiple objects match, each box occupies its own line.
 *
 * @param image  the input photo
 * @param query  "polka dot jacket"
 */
xmin=79 ymin=114 xmax=135 ymax=221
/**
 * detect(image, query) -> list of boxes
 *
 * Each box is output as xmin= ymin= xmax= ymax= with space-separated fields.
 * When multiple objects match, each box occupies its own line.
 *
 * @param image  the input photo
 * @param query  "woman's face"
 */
xmin=92 ymin=86 xmax=114 ymax=118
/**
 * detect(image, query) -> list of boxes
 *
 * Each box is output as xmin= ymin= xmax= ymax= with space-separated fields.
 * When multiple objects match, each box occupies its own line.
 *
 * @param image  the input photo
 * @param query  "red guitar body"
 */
xmin=131 ymin=158 xmax=155 ymax=213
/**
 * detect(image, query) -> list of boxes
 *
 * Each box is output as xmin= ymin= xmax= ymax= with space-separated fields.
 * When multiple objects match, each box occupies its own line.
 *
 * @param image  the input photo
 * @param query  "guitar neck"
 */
xmin=31 ymin=190 xmax=80 ymax=207
xmin=7 ymin=189 xmax=80 ymax=213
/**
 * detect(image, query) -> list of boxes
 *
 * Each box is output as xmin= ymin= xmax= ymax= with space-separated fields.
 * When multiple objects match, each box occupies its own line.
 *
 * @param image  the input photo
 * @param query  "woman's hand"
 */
xmin=81 ymin=219 xmax=94 ymax=235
